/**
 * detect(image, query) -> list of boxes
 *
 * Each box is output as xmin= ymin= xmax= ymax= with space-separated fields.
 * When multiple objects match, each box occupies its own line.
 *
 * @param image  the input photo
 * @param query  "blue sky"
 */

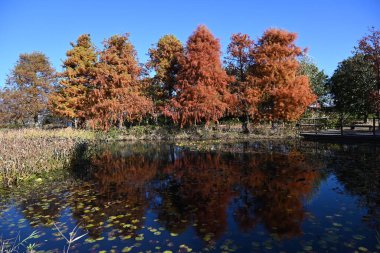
xmin=1 ymin=0 xmax=379 ymax=87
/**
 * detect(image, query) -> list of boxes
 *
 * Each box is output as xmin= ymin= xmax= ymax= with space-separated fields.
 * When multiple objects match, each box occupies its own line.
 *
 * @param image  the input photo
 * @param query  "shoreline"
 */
xmin=0 ymin=126 xmax=297 ymax=187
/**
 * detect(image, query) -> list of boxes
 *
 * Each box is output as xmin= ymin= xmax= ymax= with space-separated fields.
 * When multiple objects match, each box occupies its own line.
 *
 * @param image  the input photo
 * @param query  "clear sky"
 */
xmin=1 ymin=0 xmax=379 ymax=87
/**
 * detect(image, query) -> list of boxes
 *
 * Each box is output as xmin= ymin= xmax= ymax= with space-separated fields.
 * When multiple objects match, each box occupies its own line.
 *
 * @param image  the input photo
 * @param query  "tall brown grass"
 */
xmin=0 ymin=129 xmax=94 ymax=186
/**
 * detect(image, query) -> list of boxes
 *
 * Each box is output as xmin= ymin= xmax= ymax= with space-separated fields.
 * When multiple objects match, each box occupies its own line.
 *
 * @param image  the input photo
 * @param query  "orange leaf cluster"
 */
xmin=164 ymin=25 xmax=235 ymax=127
xmin=250 ymin=29 xmax=316 ymax=121
xmin=49 ymin=34 xmax=97 ymax=126
xmin=87 ymin=34 xmax=153 ymax=130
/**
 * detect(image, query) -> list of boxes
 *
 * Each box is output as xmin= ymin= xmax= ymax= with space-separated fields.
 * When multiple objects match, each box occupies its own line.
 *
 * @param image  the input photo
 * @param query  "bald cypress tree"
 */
xmin=88 ymin=34 xmax=153 ymax=131
xmin=251 ymin=29 xmax=316 ymax=122
xmin=148 ymin=34 xmax=184 ymax=107
xmin=49 ymin=34 xmax=97 ymax=127
xmin=165 ymin=25 xmax=234 ymax=127
xmin=225 ymin=33 xmax=255 ymax=132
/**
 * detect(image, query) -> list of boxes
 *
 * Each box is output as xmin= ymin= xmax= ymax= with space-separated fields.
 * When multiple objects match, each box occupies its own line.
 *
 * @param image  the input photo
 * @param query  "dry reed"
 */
xmin=0 ymin=128 xmax=94 ymax=186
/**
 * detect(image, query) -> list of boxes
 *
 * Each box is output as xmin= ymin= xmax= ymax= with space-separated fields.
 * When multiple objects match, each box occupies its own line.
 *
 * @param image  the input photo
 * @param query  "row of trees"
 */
xmin=2 ymin=25 xmax=377 ymax=130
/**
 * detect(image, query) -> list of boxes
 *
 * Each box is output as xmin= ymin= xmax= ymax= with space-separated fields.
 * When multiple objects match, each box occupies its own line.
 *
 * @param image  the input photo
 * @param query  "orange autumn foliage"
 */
xmin=225 ymin=33 xmax=254 ymax=83
xmin=250 ymin=29 xmax=316 ymax=121
xmin=88 ymin=34 xmax=153 ymax=130
xmin=49 ymin=34 xmax=97 ymax=127
xmin=44 ymin=28 xmax=319 ymax=129
xmin=225 ymin=33 xmax=257 ymax=121
xmin=164 ymin=25 xmax=235 ymax=127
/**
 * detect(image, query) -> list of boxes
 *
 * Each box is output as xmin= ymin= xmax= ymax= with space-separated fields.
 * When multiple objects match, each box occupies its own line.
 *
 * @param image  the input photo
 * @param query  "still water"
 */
xmin=0 ymin=140 xmax=379 ymax=252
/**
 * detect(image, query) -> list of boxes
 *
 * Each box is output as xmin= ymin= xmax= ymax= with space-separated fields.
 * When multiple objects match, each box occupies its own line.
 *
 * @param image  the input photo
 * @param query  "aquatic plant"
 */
xmin=0 ymin=231 xmax=39 ymax=253
xmin=53 ymin=223 xmax=87 ymax=253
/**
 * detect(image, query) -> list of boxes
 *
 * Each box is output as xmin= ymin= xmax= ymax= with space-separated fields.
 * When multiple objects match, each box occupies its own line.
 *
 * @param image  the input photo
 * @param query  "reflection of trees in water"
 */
xmin=327 ymin=144 xmax=380 ymax=231
xmin=154 ymin=150 xmax=322 ymax=240
xmin=69 ymin=149 xmax=160 ymax=239
xmin=12 ymin=141 xmax=380 ymax=243
xmin=234 ymin=151 xmax=322 ymax=239
xmin=66 ymin=142 xmax=324 ymax=241
xmin=156 ymin=152 xmax=239 ymax=240
xmin=20 ymin=186 xmax=65 ymax=227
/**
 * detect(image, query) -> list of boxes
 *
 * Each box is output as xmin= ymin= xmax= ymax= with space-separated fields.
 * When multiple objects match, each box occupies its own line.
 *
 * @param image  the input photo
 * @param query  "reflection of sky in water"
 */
xmin=0 ymin=141 xmax=379 ymax=252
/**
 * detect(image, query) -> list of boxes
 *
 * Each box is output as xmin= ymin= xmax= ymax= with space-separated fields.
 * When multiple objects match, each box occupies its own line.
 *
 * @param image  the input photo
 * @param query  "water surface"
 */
xmin=1 ymin=140 xmax=379 ymax=252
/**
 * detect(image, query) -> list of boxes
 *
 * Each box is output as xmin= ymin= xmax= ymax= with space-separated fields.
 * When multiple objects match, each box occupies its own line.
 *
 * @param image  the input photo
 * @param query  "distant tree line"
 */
xmin=0 ymin=26 xmax=378 ymax=130
xmin=329 ymin=27 xmax=380 ymax=122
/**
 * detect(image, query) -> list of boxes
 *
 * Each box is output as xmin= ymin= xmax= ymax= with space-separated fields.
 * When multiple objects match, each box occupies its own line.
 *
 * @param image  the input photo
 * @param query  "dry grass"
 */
xmin=0 ymin=129 xmax=94 ymax=186
xmin=0 ymin=128 xmax=97 ymax=140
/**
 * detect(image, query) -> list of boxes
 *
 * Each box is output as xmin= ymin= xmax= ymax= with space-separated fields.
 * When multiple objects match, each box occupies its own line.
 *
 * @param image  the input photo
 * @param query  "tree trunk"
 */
xmin=34 ymin=114 xmax=39 ymax=128
xmin=241 ymin=114 xmax=250 ymax=134
xmin=271 ymin=121 xmax=278 ymax=130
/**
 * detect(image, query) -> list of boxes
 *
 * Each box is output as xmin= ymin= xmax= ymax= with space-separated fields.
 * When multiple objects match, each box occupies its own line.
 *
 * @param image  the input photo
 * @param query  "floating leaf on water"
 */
xmin=121 ymin=234 xmax=132 ymax=240
xmin=180 ymin=244 xmax=192 ymax=252
xmin=163 ymin=251 xmax=173 ymax=253
xmin=135 ymin=236 xmax=144 ymax=241
xmin=203 ymin=234 xmax=212 ymax=242
xmin=252 ymin=242 xmax=260 ymax=247
xmin=358 ymin=246 xmax=368 ymax=252
xmin=122 ymin=246 xmax=133 ymax=252
xmin=353 ymin=235 xmax=366 ymax=240
xmin=303 ymin=245 xmax=313 ymax=251
xmin=85 ymin=238 xmax=96 ymax=243
xmin=170 ymin=232 xmax=178 ymax=237
xmin=332 ymin=222 xmax=342 ymax=227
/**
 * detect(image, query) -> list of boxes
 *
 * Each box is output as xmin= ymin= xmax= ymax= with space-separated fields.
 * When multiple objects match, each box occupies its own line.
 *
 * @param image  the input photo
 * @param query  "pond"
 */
xmin=0 ymin=140 xmax=380 ymax=252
